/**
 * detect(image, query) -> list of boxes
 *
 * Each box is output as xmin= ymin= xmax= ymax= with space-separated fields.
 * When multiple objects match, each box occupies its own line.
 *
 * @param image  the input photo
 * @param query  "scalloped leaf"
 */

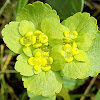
xmin=41 ymin=18 xmax=68 ymax=47
xmin=2 ymin=22 xmax=23 ymax=54
xmin=61 ymin=60 xmax=91 ymax=79
xmin=22 ymin=70 xmax=63 ymax=97
xmin=62 ymin=12 xmax=98 ymax=51
xmin=28 ymin=93 xmax=56 ymax=100
xmin=15 ymin=53 xmax=34 ymax=76
xmin=16 ymin=1 xmax=60 ymax=29
xmin=62 ymin=12 xmax=98 ymax=39
xmin=87 ymin=31 xmax=100 ymax=76
xmin=19 ymin=20 xmax=35 ymax=36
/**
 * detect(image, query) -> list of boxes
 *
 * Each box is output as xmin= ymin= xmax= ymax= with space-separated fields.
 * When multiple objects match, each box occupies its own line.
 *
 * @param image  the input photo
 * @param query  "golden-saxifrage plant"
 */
xmin=2 ymin=1 xmax=100 ymax=99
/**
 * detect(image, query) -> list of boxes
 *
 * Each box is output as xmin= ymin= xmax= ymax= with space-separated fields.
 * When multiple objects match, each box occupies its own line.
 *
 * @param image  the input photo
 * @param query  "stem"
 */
xmin=0 ymin=45 xmax=12 ymax=100
xmin=2 ymin=54 xmax=12 ymax=71
xmin=80 ymin=76 xmax=97 ymax=100
xmin=0 ymin=70 xmax=18 ymax=74
xmin=0 ymin=0 xmax=10 ymax=16
xmin=0 ymin=45 xmax=5 ymax=100
xmin=57 ymin=85 xmax=70 ymax=100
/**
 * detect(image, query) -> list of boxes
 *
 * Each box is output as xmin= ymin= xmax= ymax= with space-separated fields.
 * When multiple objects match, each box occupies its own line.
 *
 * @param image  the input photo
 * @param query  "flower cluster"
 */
xmin=20 ymin=30 xmax=48 ymax=48
xmin=2 ymin=1 xmax=99 ymax=97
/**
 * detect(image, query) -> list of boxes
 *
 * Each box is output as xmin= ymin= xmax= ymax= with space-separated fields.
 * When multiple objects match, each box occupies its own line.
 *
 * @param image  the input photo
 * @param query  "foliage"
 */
xmin=1 ymin=0 xmax=100 ymax=100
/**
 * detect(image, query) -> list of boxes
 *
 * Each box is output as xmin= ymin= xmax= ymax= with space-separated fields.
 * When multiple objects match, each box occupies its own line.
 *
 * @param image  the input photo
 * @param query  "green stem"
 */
xmin=0 ymin=45 xmax=5 ymax=100
xmin=0 ymin=70 xmax=18 ymax=74
xmin=57 ymin=85 xmax=70 ymax=100
xmin=0 ymin=0 xmax=10 ymax=16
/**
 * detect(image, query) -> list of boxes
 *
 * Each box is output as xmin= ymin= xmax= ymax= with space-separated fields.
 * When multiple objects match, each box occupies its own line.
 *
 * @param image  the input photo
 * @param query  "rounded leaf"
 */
xmin=2 ymin=22 xmax=23 ymax=54
xmin=19 ymin=20 xmax=35 ymax=36
xmin=74 ymin=50 xmax=89 ymax=61
xmin=22 ymin=70 xmax=63 ymax=97
xmin=87 ymin=31 xmax=100 ymax=76
xmin=16 ymin=1 xmax=60 ymax=29
xmin=62 ymin=12 xmax=98 ymax=51
xmin=61 ymin=60 xmax=91 ymax=79
xmin=41 ymin=18 xmax=68 ymax=46
xmin=15 ymin=53 xmax=34 ymax=76
xmin=62 ymin=12 xmax=98 ymax=40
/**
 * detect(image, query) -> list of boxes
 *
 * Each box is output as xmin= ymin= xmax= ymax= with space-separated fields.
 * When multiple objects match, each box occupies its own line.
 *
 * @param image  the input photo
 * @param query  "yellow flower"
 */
xmin=20 ymin=30 xmax=48 ymax=48
xmin=28 ymin=50 xmax=53 ymax=71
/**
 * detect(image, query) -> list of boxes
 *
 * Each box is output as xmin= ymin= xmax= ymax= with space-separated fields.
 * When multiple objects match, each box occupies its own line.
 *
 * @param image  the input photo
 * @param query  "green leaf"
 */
xmin=62 ymin=12 xmax=98 ymax=51
xmin=16 ymin=1 xmax=60 ymax=29
xmin=46 ymin=0 xmax=84 ymax=19
xmin=50 ymin=45 xmax=65 ymax=71
xmin=28 ymin=93 xmax=56 ymax=100
xmin=61 ymin=60 xmax=91 ymax=79
xmin=2 ymin=22 xmax=23 ymax=54
xmin=95 ymin=89 xmax=100 ymax=100
xmin=62 ymin=12 xmax=98 ymax=44
xmin=19 ymin=20 xmax=35 ymax=36
xmin=63 ymin=77 xmax=84 ymax=92
xmin=16 ymin=0 xmax=28 ymax=13
xmin=41 ymin=18 xmax=68 ymax=47
xmin=87 ymin=31 xmax=100 ymax=76
xmin=23 ymin=46 xmax=33 ymax=57
xmin=63 ymin=77 xmax=76 ymax=92
xmin=74 ymin=50 xmax=89 ymax=61
xmin=22 ymin=70 xmax=63 ymax=97
xmin=76 ymin=33 xmax=93 ymax=51
xmin=50 ymin=50 xmax=65 ymax=71
xmin=15 ymin=53 xmax=34 ymax=76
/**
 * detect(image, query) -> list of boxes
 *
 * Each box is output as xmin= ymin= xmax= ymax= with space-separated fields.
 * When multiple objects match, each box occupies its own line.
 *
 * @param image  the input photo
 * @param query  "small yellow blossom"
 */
xmin=61 ymin=42 xmax=79 ymax=63
xmin=64 ymin=30 xmax=78 ymax=43
xmin=20 ymin=30 xmax=48 ymax=48
xmin=62 ymin=30 xmax=79 ymax=62
xmin=28 ymin=50 xmax=53 ymax=72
